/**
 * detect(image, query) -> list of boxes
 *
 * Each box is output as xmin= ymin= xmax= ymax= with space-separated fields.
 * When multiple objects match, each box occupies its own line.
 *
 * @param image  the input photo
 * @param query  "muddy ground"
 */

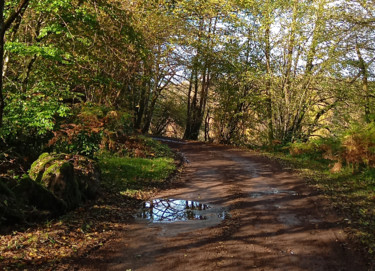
xmin=73 ymin=141 xmax=369 ymax=271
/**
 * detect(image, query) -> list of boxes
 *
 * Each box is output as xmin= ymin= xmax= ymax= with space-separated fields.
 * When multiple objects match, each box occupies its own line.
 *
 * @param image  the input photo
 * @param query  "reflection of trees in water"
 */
xmin=139 ymin=199 xmax=209 ymax=221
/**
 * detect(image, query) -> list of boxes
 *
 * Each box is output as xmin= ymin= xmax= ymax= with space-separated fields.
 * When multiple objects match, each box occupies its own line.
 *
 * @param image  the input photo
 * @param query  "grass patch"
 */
xmin=262 ymin=150 xmax=375 ymax=257
xmin=98 ymin=153 xmax=176 ymax=196
xmin=138 ymin=135 xmax=174 ymax=158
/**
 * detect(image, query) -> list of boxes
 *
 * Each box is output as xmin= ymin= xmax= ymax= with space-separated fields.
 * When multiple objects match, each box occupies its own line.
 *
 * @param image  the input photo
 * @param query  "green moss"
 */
xmin=42 ymin=161 xmax=62 ymax=177
xmin=38 ymin=152 xmax=51 ymax=160
xmin=40 ymin=161 xmax=81 ymax=210
xmin=42 ymin=161 xmax=72 ymax=178
xmin=29 ymin=153 xmax=67 ymax=181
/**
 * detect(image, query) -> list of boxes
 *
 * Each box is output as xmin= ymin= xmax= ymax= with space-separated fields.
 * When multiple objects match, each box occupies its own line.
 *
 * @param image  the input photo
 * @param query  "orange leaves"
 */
xmin=48 ymin=119 xmax=104 ymax=147
xmin=342 ymin=133 xmax=375 ymax=169
xmin=47 ymin=106 xmax=133 ymax=157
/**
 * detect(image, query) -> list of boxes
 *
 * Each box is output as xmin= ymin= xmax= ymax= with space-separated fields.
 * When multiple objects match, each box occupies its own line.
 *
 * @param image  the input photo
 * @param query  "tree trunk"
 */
xmin=142 ymin=95 xmax=158 ymax=134
xmin=264 ymin=15 xmax=274 ymax=144
xmin=134 ymin=65 xmax=151 ymax=130
xmin=184 ymin=71 xmax=195 ymax=139
xmin=0 ymin=2 xmax=5 ymax=128
xmin=281 ymin=0 xmax=298 ymax=142
xmin=0 ymin=0 xmax=30 ymax=128
xmin=0 ymin=29 xmax=4 ymax=129
xmin=204 ymin=108 xmax=211 ymax=142
xmin=355 ymin=43 xmax=371 ymax=123
xmin=183 ymin=17 xmax=216 ymax=140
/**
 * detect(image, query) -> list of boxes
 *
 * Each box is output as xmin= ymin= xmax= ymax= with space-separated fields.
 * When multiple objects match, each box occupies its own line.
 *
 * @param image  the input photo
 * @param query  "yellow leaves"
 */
xmin=27 ymin=249 xmax=38 ymax=258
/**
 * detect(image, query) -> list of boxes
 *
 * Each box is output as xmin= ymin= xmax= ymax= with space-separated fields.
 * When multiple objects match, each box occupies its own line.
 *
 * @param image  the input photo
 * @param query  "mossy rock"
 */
xmin=29 ymin=152 xmax=67 ymax=181
xmin=40 ymin=161 xmax=81 ymax=210
xmin=29 ymin=153 xmax=101 ymax=211
xmin=13 ymin=177 xmax=66 ymax=215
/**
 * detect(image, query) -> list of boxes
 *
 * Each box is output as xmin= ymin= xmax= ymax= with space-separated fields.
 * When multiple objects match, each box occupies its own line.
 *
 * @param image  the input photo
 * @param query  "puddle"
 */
xmin=250 ymin=188 xmax=298 ymax=198
xmin=136 ymin=199 xmax=228 ymax=223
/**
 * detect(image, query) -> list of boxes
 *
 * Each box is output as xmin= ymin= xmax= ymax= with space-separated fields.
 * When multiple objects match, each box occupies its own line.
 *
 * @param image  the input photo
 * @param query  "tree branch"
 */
xmin=3 ymin=0 xmax=30 ymax=34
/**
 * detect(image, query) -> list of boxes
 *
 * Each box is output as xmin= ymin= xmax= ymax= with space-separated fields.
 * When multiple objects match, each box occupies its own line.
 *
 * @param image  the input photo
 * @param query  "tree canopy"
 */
xmin=0 ymin=0 xmax=374 ymax=147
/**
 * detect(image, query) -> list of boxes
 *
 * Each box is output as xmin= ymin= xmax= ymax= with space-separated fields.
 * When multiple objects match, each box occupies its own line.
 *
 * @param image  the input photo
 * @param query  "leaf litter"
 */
xmin=0 ymin=188 xmax=153 ymax=270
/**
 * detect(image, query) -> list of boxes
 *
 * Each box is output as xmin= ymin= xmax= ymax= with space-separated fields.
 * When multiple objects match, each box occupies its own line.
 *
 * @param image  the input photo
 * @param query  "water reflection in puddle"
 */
xmin=250 ymin=188 xmax=298 ymax=198
xmin=136 ymin=199 xmax=228 ymax=223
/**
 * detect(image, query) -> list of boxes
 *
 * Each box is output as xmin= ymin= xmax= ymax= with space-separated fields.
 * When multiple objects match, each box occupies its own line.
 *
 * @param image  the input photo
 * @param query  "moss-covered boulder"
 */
xmin=40 ymin=161 xmax=81 ymax=210
xmin=13 ymin=177 xmax=66 ymax=215
xmin=29 ymin=153 xmax=101 ymax=211
xmin=29 ymin=153 xmax=67 ymax=181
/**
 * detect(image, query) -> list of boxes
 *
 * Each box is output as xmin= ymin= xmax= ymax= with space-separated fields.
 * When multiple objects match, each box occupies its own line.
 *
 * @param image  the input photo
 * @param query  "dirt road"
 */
xmin=76 ymin=141 xmax=368 ymax=271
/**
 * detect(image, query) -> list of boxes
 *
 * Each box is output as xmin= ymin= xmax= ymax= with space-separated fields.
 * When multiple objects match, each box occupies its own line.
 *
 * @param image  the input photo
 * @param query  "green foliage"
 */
xmin=1 ymin=84 xmax=71 ymax=157
xmin=78 ymin=103 xmax=133 ymax=135
xmin=38 ymin=23 xmax=66 ymax=38
xmin=138 ymin=136 xmax=174 ymax=158
xmin=53 ymin=130 xmax=102 ymax=159
xmin=48 ymin=103 xmax=134 ymax=158
xmin=288 ymin=137 xmax=341 ymax=160
xmin=6 ymin=43 xmax=72 ymax=64
xmin=2 ymin=88 xmax=70 ymax=138
xmin=286 ymin=123 xmax=375 ymax=172
xmin=151 ymin=94 xmax=187 ymax=136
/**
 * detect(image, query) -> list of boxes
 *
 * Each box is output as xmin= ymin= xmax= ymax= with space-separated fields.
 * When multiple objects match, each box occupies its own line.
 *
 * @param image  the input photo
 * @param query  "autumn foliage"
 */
xmin=288 ymin=123 xmax=375 ymax=173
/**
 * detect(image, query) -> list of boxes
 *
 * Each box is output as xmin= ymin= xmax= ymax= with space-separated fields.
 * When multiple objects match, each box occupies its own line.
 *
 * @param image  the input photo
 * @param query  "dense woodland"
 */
xmin=0 ymin=0 xmax=373 ymax=148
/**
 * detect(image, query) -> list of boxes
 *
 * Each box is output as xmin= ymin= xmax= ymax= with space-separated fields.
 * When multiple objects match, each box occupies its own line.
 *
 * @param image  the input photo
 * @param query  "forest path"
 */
xmin=76 ymin=141 xmax=367 ymax=271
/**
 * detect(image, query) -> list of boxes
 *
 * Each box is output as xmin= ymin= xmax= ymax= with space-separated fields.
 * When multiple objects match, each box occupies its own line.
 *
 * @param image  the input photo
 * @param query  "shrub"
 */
xmin=48 ymin=103 xmax=133 ymax=158
xmin=341 ymin=123 xmax=375 ymax=169
xmin=287 ymin=123 xmax=375 ymax=172
xmin=0 ymin=86 xmax=71 ymax=157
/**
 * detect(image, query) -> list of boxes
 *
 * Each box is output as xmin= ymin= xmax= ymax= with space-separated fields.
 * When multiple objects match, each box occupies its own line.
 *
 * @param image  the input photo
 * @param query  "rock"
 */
xmin=39 ymin=161 xmax=82 ymax=210
xmin=13 ymin=176 xmax=66 ymax=215
xmin=29 ymin=153 xmax=66 ymax=181
xmin=29 ymin=153 xmax=101 ymax=211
